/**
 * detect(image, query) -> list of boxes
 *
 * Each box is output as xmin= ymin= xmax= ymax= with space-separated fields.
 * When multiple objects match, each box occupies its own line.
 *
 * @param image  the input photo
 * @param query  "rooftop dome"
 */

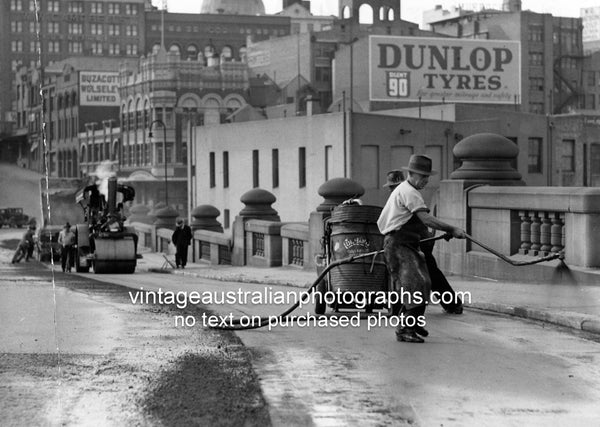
xmin=200 ymin=0 xmax=265 ymax=15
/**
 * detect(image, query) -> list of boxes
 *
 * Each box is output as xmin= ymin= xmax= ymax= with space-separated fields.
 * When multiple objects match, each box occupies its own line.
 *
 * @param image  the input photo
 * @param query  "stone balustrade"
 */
xmin=466 ymin=186 xmax=600 ymax=268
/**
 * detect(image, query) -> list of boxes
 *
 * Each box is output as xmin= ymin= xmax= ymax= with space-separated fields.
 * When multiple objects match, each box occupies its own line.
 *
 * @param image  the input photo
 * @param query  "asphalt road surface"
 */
xmin=101 ymin=264 xmax=600 ymax=426
xmin=0 ymin=229 xmax=269 ymax=426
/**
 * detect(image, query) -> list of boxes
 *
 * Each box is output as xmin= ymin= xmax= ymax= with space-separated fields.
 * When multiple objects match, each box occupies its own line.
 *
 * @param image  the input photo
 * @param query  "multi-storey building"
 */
xmin=582 ymin=6 xmax=600 ymax=54
xmin=425 ymin=0 xmax=584 ymax=114
xmin=0 ymin=0 xmax=150 ymax=127
xmin=116 ymin=47 xmax=250 ymax=215
xmin=144 ymin=7 xmax=290 ymax=63
xmin=35 ymin=56 xmax=138 ymax=177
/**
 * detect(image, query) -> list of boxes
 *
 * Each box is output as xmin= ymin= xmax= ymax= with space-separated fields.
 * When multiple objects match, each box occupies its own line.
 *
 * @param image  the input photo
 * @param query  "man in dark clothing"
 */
xmin=378 ymin=157 xmax=466 ymax=343
xmin=12 ymin=224 xmax=36 ymax=263
xmin=383 ymin=169 xmax=463 ymax=315
xmin=58 ymin=223 xmax=75 ymax=272
xmin=172 ymin=219 xmax=193 ymax=268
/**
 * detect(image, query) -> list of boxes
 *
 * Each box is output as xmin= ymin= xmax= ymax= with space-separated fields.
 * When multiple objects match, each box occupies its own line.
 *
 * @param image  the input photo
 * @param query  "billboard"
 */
xmin=369 ymin=36 xmax=521 ymax=104
xmin=79 ymin=71 xmax=119 ymax=107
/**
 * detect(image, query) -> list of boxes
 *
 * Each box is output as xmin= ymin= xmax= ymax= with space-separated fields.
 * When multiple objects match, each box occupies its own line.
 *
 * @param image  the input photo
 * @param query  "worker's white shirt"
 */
xmin=377 ymin=180 xmax=429 ymax=235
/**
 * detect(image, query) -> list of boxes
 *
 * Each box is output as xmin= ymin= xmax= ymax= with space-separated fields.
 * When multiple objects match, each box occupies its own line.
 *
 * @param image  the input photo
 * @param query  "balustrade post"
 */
xmin=529 ymin=212 xmax=541 ymax=255
xmin=550 ymin=213 xmax=564 ymax=253
xmin=539 ymin=212 xmax=552 ymax=255
xmin=519 ymin=210 xmax=531 ymax=255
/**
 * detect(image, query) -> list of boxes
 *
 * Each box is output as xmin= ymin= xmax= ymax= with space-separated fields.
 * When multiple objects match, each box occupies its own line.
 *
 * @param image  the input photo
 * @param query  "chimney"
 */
xmin=502 ymin=0 xmax=522 ymax=12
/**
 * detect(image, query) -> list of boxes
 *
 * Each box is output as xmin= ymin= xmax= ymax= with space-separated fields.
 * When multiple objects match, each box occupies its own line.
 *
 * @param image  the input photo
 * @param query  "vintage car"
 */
xmin=1 ymin=207 xmax=31 ymax=228
xmin=35 ymin=225 xmax=62 ymax=262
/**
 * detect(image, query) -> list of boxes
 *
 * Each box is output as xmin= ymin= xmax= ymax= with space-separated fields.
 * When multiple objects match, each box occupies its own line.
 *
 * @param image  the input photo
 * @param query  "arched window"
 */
xmin=388 ymin=8 xmax=395 ymax=21
xmin=186 ymin=44 xmax=198 ymax=59
xmin=221 ymin=45 xmax=233 ymax=60
xmin=80 ymin=145 xmax=86 ymax=164
xmin=203 ymin=98 xmax=221 ymax=125
xmin=72 ymin=149 xmax=78 ymax=177
xmin=204 ymin=44 xmax=215 ymax=58
xmin=239 ymin=46 xmax=247 ymax=62
xmin=152 ymin=43 xmax=161 ymax=54
xmin=112 ymin=139 xmax=120 ymax=162
xmin=342 ymin=5 xmax=351 ymax=19
xmin=358 ymin=4 xmax=374 ymax=24
xmin=168 ymin=44 xmax=181 ymax=55
xmin=379 ymin=7 xmax=386 ymax=21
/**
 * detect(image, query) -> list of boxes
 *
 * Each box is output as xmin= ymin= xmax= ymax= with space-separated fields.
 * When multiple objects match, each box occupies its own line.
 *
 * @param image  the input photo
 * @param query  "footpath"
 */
xmin=139 ymin=252 xmax=600 ymax=336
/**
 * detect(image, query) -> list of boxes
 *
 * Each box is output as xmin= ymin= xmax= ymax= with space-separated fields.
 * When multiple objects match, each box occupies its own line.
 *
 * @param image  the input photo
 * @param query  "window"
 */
xmin=224 ymin=209 xmax=230 ymax=229
xmin=529 ymin=77 xmax=544 ymax=92
xmin=209 ymin=152 xmax=216 ymax=188
xmin=10 ymin=0 xmax=23 ymax=11
xmin=30 ymin=40 xmax=39 ymax=53
xmin=91 ymin=23 xmax=103 ymax=35
xmin=223 ymin=152 xmax=229 ymax=188
xmin=47 ymin=22 xmax=59 ymax=34
xmin=126 ymin=25 xmax=138 ymax=37
xmin=108 ymin=3 xmax=120 ymax=14
xmin=125 ymin=4 xmax=137 ymax=15
xmin=528 ymin=137 xmax=543 ymax=173
xmin=325 ymin=145 xmax=333 ymax=181
xmin=126 ymin=44 xmax=138 ymax=55
xmin=561 ymin=139 xmax=575 ymax=172
xmin=587 ymin=71 xmax=596 ymax=87
xmin=29 ymin=0 xmax=36 ymax=12
xmin=11 ymin=40 xmax=23 ymax=52
xmin=252 ymin=150 xmax=259 ymax=188
xmin=30 ymin=21 xmax=40 ymax=33
xmin=68 ymin=2 xmax=83 ymax=13
xmin=529 ymin=52 xmax=543 ymax=66
xmin=108 ymin=43 xmax=120 ymax=55
xmin=92 ymin=42 xmax=103 ymax=55
xmin=68 ymin=41 xmax=82 ymax=53
xmin=108 ymin=24 xmax=120 ymax=36
xmin=68 ymin=23 xmax=83 ymax=34
xmin=48 ymin=41 xmax=59 ymax=53
xmin=11 ymin=22 xmax=23 ymax=33
xmin=91 ymin=2 xmax=103 ymax=13
xmin=47 ymin=1 xmax=59 ymax=12
xmin=528 ymin=25 xmax=543 ymax=42
xmin=298 ymin=147 xmax=306 ymax=188
xmin=272 ymin=149 xmax=279 ymax=188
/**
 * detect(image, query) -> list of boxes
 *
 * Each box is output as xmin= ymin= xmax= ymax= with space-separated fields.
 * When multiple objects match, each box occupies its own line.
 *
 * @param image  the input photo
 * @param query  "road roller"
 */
xmin=73 ymin=176 xmax=138 ymax=274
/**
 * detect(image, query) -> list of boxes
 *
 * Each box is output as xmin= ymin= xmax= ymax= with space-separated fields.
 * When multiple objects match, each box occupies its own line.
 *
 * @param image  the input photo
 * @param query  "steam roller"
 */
xmin=74 ymin=176 xmax=138 ymax=274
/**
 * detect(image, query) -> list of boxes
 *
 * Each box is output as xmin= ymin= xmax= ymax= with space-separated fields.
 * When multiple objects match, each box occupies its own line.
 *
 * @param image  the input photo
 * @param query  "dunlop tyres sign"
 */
xmin=79 ymin=71 xmax=119 ymax=107
xmin=369 ymin=35 xmax=521 ymax=104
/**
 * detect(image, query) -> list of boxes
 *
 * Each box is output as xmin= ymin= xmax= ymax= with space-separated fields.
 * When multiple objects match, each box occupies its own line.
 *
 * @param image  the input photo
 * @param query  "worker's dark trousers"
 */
xmin=424 ymin=253 xmax=462 ymax=311
xmin=61 ymin=245 xmax=73 ymax=272
xmin=398 ymin=305 xmax=426 ymax=332
xmin=175 ymin=244 xmax=189 ymax=267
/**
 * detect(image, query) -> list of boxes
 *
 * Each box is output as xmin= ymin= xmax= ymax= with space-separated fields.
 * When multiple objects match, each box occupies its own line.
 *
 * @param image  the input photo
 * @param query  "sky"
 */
xmin=153 ymin=1 xmax=600 ymax=27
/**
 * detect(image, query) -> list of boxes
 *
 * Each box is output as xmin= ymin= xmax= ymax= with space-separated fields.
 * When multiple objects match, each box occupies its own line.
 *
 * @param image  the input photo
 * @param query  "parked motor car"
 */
xmin=1 ymin=207 xmax=31 ymax=228
xmin=35 ymin=225 xmax=62 ymax=262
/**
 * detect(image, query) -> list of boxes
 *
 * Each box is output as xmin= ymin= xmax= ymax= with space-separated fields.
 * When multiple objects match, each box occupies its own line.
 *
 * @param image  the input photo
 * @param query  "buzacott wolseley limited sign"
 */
xmin=79 ymin=71 xmax=120 ymax=107
xmin=369 ymin=36 xmax=521 ymax=104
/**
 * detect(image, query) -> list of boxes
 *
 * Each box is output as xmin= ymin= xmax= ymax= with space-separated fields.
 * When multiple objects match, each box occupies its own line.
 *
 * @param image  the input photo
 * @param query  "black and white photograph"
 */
xmin=1 ymin=0 xmax=600 ymax=425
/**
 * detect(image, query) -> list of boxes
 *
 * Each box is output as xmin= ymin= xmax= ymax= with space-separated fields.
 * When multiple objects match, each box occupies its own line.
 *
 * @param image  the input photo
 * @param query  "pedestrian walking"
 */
xmin=377 ymin=155 xmax=466 ymax=343
xmin=58 ymin=223 xmax=75 ymax=272
xmin=11 ymin=224 xmax=36 ymax=263
xmin=171 ymin=219 xmax=192 ymax=269
xmin=382 ymin=169 xmax=464 ymax=314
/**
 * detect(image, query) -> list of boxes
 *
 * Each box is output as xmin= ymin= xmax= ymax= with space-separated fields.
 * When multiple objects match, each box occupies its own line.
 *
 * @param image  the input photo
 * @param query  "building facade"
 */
xmin=117 ymin=47 xmax=250 ymax=215
xmin=425 ymin=2 xmax=584 ymax=115
xmin=192 ymin=105 xmax=562 ymax=227
xmin=1 ymin=0 xmax=150 ymax=125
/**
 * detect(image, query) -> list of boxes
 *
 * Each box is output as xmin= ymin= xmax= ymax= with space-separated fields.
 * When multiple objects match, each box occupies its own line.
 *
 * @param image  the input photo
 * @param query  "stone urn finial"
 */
xmin=191 ymin=204 xmax=224 ymax=232
xmin=239 ymin=189 xmax=280 ymax=221
xmin=127 ymin=204 xmax=151 ymax=224
xmin=317 ymin=177 xmax=365 ymax=213
xmin=153 ymin=206 xmax=179 ymax=229
xmin=450 ymin=133 xmax=525 ymax=185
